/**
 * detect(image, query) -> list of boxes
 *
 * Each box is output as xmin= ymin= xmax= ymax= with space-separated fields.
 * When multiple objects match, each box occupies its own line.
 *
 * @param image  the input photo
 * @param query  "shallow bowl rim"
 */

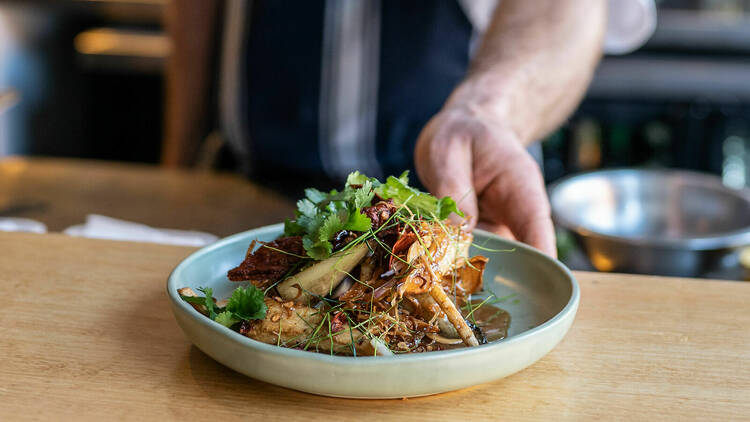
xmin=166 ymin=224 xmax=579 ymax=365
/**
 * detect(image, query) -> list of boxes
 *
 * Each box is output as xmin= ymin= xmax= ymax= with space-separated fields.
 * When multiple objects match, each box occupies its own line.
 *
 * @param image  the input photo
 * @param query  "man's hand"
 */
xmin=415 ymin=105 xmax=556 ymax=257
xmin=413 ymin=0 xmax=605 ymax=257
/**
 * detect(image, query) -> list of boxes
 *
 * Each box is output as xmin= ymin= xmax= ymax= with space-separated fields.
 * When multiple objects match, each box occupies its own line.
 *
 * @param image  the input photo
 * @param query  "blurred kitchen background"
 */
xmin=4 ymin=0 xmax=750 ymax=176
xmin=3 ymin=0 xmax=750 ymax=278
xmin=0 ymin=0 xmax=167 ymax=161
xmin=546 ymin=0 xmax=750 ymax=188
xmin=0 ymin=0 xmax=748 ymax=175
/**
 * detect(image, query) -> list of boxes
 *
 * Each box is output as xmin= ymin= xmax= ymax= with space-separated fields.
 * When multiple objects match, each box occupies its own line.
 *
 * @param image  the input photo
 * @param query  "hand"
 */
xmin=414 ymin=104 xmax=556 ymax=257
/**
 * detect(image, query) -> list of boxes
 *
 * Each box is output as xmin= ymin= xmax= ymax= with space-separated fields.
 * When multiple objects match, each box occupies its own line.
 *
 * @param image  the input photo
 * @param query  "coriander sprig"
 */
xmin=283 ymin=171 xmax=464 ymax=260
xmin=180 ymin=285 xmax=267 ymax=328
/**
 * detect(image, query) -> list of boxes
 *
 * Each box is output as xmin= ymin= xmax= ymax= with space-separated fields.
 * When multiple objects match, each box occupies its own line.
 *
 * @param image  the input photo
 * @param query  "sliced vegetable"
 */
xmin=277 ymin=242 xmax=369 ymax=304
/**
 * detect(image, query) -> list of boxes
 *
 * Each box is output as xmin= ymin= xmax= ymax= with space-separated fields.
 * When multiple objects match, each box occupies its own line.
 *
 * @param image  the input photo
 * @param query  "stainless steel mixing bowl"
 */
xmin=549 ymin=169 xmax=750 ymax=277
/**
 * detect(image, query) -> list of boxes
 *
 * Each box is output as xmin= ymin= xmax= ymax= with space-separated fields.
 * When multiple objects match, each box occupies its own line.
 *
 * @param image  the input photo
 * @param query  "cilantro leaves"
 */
xmin=347 ymin=171 xmax=464 ymax=221
xmin=180 ymin=287 xmax=221 ymax=319
xmin=379 ymin=172 xmax=463 ymax=221
xmin=284 ymin=171 xmax=464 ymax=260
xmin=180 ymin=285 xmax=267 ymax=328
xmin=225 ymin=285 xmax=267 ymax=320
xmin=284 ymin=180 xmax=377 ymax=260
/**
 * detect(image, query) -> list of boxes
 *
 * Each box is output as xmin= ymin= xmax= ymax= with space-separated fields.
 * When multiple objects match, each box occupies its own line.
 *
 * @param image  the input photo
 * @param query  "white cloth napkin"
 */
xmin=0 ymin=217 xmax=47 ymax=233
xmin=63 ymin=214 xmax=218 ymax=247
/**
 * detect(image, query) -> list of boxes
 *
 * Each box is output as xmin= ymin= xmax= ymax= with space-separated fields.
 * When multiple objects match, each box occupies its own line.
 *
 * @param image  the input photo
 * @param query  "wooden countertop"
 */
xmin=0 ymin=157 xmax=295 ymax=237
xmin=1 ymin=232 xmax=748 ymax=421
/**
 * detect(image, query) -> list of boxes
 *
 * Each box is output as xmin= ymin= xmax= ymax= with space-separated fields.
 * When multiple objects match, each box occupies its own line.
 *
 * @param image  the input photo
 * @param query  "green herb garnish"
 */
xmin=180 ymin=287 xmax=220 ymax=319
xmin=284 ymin=170 xmax=463 ymax=260
xmin=355 ymin=171 xmax=464 ymax=221
xmin=180 ymin=285 xmax=267 ymax=328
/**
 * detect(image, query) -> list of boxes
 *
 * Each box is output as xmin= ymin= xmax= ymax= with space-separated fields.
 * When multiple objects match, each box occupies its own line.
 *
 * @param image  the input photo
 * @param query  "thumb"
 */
xmin=415 ymin=135 xmax=478 ymax=228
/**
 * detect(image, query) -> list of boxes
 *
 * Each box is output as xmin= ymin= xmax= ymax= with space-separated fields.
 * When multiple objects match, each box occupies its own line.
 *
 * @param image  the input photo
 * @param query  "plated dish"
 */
xmin=167 ymin=172 xmax=579 ymax=398
xmin=177 ymin=172 xmax=507 ymax=356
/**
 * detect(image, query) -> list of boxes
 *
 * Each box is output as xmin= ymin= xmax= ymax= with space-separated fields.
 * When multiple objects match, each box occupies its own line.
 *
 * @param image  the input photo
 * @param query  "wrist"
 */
xmin=446 ymin=73 xmax=508 ymax=113
xmin=443 ymin=73 xmax=530 ymax=144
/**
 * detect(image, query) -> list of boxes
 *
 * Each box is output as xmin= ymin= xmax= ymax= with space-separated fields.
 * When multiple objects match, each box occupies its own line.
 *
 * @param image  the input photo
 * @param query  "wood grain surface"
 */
xmin=1 ymin=232 xmax=749 ymax=421
xmin=0 ymin=157 xmax=295 ymax=236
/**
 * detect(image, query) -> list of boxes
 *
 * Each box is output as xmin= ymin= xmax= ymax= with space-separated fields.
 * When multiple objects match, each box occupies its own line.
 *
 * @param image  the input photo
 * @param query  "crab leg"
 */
xmin=429 ymin=284 xmax=479 ymax=347
xmin=421 ymin=255 xmax=479 ymax=347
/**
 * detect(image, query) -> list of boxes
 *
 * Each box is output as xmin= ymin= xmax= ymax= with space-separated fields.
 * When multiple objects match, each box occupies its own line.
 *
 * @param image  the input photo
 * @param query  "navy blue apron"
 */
xmin=242 ymin=0 xmax=472 ymax=192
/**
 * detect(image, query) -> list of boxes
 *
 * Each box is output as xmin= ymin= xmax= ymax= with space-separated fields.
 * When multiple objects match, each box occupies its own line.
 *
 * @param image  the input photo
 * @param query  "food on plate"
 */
xmin=179 ymin=171 xmax=510 ymax=356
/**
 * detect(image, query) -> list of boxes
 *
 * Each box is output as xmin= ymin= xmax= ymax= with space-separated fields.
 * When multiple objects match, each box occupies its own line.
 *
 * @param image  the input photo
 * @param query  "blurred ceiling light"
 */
xmin=74 ymin=28 xmax=169 ymax=58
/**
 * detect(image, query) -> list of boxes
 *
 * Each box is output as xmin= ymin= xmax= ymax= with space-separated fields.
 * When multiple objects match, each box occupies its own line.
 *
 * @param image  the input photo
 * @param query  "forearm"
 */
xmin=447 ymin=0 xmax=606 ymax=145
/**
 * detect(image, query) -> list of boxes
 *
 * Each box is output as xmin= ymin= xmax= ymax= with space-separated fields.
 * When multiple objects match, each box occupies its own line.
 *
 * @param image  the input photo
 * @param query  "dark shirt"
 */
xmin=241 ymin=0 xmax=472 ymax=191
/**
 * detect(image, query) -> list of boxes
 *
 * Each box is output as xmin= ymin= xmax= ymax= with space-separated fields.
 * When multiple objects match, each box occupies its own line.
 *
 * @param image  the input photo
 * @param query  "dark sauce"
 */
xmin=440 ymin=300 xmax=511 ymax=351
xmin=469 ymin=301 xmax=511 ymax=343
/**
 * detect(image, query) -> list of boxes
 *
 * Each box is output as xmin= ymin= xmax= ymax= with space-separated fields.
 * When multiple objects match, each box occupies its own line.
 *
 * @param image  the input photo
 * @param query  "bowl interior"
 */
xmin=168 ymin=224 xmax=573 ymax=353
xmin=550 ymin=169 xmax=750 ymax=241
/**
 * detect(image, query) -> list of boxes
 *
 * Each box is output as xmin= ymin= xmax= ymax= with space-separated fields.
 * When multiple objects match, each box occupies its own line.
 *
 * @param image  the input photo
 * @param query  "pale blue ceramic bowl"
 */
xmin=167 ymin=224 xmax=579 ymax=398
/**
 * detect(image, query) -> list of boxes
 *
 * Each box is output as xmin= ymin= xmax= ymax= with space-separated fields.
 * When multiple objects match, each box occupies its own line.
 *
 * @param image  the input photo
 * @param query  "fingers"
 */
xmin=515 ymin=213 xmax=556 ymax=258
xmin=413 ymin=109 xmax=556 ymax=257
xmin=481 ymin=156 xmax=557 ymax=257
xmin=414 ymin=123 xmax=478 ymax=228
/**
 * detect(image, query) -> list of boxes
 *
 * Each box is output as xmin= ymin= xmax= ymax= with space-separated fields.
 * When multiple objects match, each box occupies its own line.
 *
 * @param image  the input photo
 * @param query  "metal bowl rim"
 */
xmin=548 ymin=168 xmax=750 ymax=250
